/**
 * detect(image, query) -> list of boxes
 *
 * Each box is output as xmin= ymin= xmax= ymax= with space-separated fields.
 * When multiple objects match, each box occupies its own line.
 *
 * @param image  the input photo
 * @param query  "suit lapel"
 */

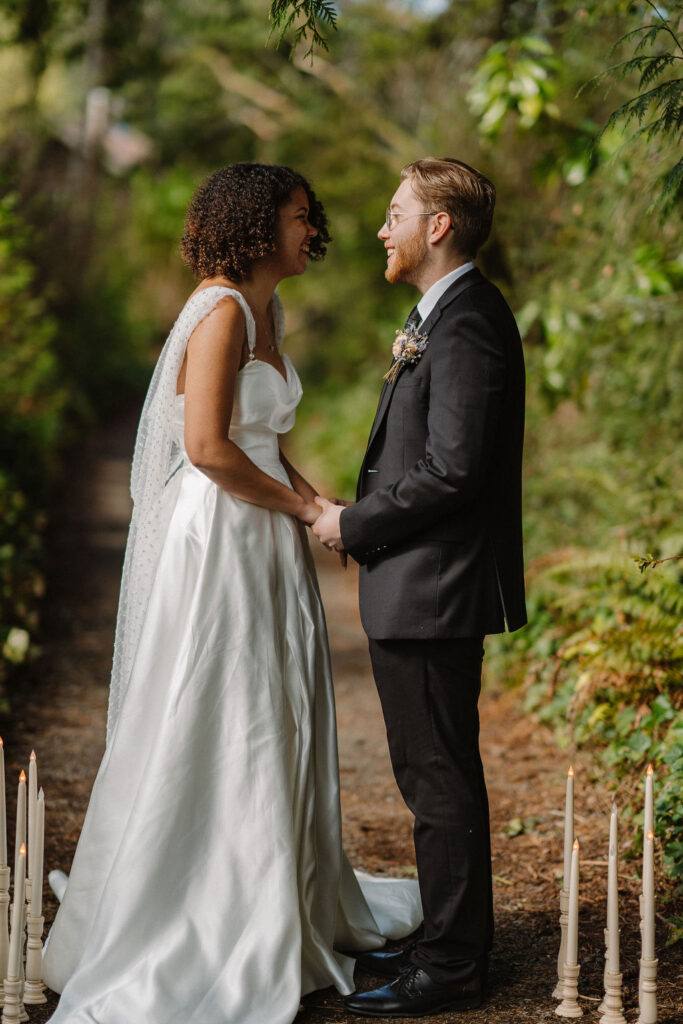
xmin=365 ymin=379 xmax=393 ymax=452
xmin=364 ymin=268 xmax=483 ymax=455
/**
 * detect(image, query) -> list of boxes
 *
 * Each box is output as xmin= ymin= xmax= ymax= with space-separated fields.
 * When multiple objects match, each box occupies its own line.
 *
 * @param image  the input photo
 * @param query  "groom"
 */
xmin=313 ymin=157 xmax=526 ymax=1017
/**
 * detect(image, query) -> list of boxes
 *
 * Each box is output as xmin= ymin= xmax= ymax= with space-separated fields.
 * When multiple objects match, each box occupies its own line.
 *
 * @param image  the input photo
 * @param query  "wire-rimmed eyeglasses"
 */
xmin=385 ymin=208 xmax=437 ymax=230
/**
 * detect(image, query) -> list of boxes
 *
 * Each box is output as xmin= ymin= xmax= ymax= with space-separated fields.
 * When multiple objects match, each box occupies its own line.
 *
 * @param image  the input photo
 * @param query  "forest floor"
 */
xmin=2 ymin=414 xmax=680 ymax=1024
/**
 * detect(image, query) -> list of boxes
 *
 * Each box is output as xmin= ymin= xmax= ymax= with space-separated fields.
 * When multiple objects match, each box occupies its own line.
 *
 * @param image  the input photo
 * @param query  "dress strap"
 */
xmin=185 ymin=286 xmax=284 ymax=357
xmin=185 ymin=286 xmax=257 ymax=355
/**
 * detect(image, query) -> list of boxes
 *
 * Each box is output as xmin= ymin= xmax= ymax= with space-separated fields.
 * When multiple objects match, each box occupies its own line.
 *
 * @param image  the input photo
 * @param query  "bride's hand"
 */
xmin=298 ymin=500 xmax=321 ymax=526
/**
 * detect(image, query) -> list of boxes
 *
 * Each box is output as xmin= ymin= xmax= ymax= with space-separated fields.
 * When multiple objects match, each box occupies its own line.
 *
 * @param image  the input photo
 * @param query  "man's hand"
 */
xmin=312 ymin=497 xmax=345 ymax=550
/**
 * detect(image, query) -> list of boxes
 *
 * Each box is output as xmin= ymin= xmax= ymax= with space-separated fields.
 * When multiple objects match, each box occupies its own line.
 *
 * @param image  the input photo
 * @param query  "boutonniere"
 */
xmin=384 ymin=323 xmax=429 ymax=383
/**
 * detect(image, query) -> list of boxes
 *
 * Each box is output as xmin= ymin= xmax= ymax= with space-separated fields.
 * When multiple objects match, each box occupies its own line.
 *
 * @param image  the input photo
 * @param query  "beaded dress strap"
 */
xmin=186 ymin=286 xmax=257 ymax=356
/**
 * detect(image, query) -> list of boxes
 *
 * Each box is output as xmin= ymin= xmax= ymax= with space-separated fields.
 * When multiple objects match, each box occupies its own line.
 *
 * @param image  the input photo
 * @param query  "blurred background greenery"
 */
xmin=0 ymin=0 xmax=681 ymax=908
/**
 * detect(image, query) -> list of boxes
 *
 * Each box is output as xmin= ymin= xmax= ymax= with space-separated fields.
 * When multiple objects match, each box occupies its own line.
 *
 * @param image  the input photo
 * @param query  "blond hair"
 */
xmin=401 ymin=157 xmax=495 ymax=259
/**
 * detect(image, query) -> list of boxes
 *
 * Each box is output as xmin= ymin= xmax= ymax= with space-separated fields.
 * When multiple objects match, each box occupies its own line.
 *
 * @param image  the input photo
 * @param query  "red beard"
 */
xmin=385 ymin=225 xmax=428 ymax=284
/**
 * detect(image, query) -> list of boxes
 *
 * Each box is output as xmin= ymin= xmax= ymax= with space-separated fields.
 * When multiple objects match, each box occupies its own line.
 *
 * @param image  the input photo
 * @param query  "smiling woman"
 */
xmin=41 ymin=161 xmax=422 ymax=1024
xmin=179 ymin=162 xmax=330 ymax=281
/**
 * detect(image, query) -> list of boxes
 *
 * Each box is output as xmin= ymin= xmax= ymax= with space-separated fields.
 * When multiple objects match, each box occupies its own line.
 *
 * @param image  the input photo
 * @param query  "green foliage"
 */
xmin=586 ymin=0 xmax=683 ymax=213
xmin=0 ymin=189 xmax=67 ymax=687
xmin=0 ymin=0 xmax=681 ymax=887
xmin=634 ymin=553 xmax=683 ymax=572
xmin=467 ymin=35 xmax=559 ymax=135
xmin=0 ymin=190 xmax=67 ymax=489
xmin=490 ymin=547 xmax=683 ymax=887
xmin=269 ymin=0 xmax=338 ymax=57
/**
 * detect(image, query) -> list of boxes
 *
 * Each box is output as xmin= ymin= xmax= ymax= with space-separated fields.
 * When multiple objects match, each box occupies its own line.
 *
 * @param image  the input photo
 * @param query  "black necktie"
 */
xmin=404 ymin=306 xmax=421 ymax=330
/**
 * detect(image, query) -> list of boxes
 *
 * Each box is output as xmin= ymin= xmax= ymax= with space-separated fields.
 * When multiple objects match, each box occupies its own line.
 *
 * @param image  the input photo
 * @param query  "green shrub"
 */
xmin=0 ymin=190 xmax=69 ymax=685
xmin=489 ymin=543 xmax=683 ymax=926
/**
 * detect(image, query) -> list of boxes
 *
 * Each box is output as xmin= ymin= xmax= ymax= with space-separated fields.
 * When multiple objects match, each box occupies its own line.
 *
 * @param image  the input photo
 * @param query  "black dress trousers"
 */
xmin=368 ymin=636 xmax=493 ymax=985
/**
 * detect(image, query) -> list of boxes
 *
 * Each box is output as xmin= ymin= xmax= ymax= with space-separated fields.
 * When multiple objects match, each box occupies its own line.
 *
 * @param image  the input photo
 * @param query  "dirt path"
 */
xmin=2 ymin=417 xmax=679 ymax=1023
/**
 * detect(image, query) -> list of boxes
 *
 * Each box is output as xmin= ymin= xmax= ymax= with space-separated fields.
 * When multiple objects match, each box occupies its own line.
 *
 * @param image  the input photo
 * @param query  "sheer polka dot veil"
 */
xmin=107 ymin=286 xmax=284 ymax=744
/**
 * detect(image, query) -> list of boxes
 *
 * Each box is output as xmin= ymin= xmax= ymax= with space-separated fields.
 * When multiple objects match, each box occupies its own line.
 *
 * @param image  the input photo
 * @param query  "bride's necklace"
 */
xmin=252 ymin=306 xmax=278 ymax=353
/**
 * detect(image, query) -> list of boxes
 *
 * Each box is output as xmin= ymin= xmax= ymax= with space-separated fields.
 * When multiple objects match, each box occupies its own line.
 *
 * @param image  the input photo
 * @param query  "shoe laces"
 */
xmin=395 ymin=966 xmax=421 ymax=997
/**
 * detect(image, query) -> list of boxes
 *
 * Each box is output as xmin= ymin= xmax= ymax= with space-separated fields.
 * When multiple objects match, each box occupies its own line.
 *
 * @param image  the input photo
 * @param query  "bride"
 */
xmin=41 ymin=163 xmax=421 ymax=1024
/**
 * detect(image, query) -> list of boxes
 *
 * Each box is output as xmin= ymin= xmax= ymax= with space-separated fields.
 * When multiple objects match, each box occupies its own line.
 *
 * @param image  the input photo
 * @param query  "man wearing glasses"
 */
xmin=314 ymin=157 xmax=527 ymax=1017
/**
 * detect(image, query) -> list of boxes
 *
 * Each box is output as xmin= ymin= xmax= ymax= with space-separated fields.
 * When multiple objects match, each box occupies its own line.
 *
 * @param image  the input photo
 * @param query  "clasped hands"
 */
xmin=306 ymin=497 xmax=353 ymax=554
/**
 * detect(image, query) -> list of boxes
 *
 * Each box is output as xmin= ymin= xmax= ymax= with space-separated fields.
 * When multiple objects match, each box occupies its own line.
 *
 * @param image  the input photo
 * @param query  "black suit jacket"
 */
xmin=340 ymin=268 xmax=527 ymax=639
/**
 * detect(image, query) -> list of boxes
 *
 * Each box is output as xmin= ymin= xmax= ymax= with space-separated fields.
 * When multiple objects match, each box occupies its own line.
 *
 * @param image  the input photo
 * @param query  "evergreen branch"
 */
xmin=601 ymin=78 xmax=683 ymax=133
xmin=642 ymin=0 xmax=683 ymax=54
xmin=613 ymin=23 xmax=679 ymax=58
xmin=586 ymin=55 xmax=682 ymax=96
xmin=269 ymin=0 xmax=338 ymax=59
xmin=639 ymin=54 xmax=680 ymax=90
xmin=658 ymin=156 xmax=683 ymax=203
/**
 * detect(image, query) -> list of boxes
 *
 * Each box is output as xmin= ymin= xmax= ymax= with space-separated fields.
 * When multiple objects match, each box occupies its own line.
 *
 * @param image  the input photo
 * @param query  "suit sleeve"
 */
xmin=340 ymin=310 xmax=506 ymax=563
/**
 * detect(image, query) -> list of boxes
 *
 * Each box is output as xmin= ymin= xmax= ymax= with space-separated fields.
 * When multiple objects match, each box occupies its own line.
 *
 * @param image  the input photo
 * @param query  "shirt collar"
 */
xmin=416 ymin=262 xmax=475 ymax=324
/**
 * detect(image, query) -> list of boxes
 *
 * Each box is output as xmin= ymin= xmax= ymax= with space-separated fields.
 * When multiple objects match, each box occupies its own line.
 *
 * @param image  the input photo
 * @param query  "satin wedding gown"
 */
xmin=42 ymin=287 xmax=421 ymax=1024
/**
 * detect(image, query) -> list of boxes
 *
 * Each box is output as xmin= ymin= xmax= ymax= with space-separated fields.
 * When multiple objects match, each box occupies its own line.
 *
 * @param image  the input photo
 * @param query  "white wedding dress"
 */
xmin=42 ymin=287 xmax=421 ymax=1024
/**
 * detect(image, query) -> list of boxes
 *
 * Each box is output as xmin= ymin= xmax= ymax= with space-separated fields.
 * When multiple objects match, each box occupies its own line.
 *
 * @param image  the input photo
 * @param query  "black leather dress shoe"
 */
xmin=344 ymin=965 xmax=483 ymax=1018
xmin=355 ymin=943 xmax=416 ymax=978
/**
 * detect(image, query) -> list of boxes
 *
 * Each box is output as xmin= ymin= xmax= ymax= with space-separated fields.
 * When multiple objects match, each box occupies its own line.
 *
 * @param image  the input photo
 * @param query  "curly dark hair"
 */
xmin=180 ymin=163 xmax=330 ymax=281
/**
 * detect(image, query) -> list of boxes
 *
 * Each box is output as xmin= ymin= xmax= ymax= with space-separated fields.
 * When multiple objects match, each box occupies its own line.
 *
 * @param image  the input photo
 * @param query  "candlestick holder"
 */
xmin=638 ymin=891 xmax=646 ymax=1005
xmin=636 ymin=956 xmax=658 ymax=1024
xmin=597 ymin=925 xmax=608 ymax=1014
xmin=552 ymin=888 xmax=569 ymax=999
xmin=1 ymin=977 xmax=24 ymax=1024
xmin=23 ymin=912 xmax=46 ymax=1004
xmin=599 ymin=969 xmax=626 ymax=1024
xmin=0 ymin=865 xmax=9 ymax=1001
xmin=555 ymin=962 xmax=583 ymax=1018
xmin=17 ymin=905 xmax=28 ymax=1023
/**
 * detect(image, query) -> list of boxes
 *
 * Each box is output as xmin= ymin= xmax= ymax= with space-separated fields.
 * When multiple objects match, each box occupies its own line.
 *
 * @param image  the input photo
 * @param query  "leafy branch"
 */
xmin=269 ymin=0 xmax=338 ymax=59
xmin=632 ymin=553 xmax=683 ymax=573
xmin=583 ymin=0 xmax=682 ymax=213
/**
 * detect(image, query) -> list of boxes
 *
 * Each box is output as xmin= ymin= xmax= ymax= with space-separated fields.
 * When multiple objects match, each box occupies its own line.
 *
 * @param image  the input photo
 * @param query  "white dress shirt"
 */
xmin=416 ymin=261 xmax=474 ymax=325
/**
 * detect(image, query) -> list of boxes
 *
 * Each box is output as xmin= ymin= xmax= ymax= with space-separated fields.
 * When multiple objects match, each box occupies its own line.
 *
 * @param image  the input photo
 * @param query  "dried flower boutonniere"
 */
xmin=384 ymin=324 xmax=429 ymax=383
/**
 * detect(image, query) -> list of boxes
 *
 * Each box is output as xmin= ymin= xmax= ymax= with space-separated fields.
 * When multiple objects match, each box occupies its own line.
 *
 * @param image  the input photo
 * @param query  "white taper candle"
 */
xmin=6 ymin=843 xmax=25 ymax=981
xmin=29 ymin=790 xmax=44 ymax=918
xmin=27 ymin=753 xmax=37 ymax=882
xmin=567 ymin=838 xmax=580 ymax=966
xmin=0 ymin=737 xmax=6 ymax=869
xmin=642 ymin=829 xmax=655 ymax=961
xmin=563 ymin=766 xmax=574 ymax=889
xmin=607 ymin=803 xmax=620 ymax=974
xmin=644 ymin=764 xmax=654 ymax=843
xmin=13 ymin=772 xmax=26 ymax=887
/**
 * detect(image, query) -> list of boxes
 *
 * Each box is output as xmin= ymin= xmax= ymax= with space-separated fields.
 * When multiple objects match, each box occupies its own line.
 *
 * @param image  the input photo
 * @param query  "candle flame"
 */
xmin=30 ymin=750 xmax=36 ymax=761
xmin=0 ymin=736 xmax=3 ymax=747
xmin=19 ymin=770 xmax=26 ymax=783
xmin=19 ymin=843 xmax=26 ymax=857
xmin=646 ymin=763 xmax=654 ymax=777
xmin=568 ymin=765 xmax=574 ymax=778
xmin=573 ymin=838 xmax=579 ymax=850
xmin=647 ymin=830 xmax=654 ymax=842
